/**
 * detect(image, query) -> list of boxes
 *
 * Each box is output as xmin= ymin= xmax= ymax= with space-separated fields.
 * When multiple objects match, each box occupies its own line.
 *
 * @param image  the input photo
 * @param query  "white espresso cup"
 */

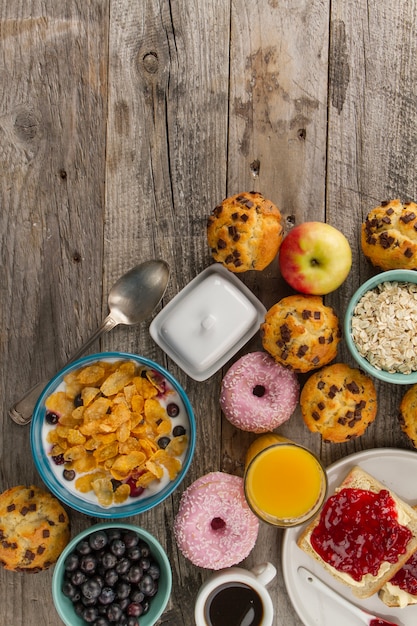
xmin=194 ymin=561 xmax=276 ymax=626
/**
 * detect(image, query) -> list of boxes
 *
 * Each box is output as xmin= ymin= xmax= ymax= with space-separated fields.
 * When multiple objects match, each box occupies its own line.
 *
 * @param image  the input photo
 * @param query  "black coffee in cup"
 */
xmin=204 ymin=581 xmax=263 ymax=626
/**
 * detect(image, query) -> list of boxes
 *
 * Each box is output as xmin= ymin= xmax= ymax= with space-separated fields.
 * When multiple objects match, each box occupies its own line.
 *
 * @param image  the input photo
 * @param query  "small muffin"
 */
xmin=207 ymin=191 xmax=284 ymax=272
xmin=300 ymin=363 xmax=377 ymax=443
xmin=261 ymin=294 xmax=341 ymax=373
xmin=0 ymin=485 xmax=70 ymax=572
xmin=398 ymin=384 xmax=417 ymax=447
xmin=361 ymin=199 xmax=417 ymax=270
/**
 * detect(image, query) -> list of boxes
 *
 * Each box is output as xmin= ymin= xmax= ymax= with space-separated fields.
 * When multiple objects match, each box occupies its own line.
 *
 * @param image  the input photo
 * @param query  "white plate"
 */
xmin=282 ymin=448 xmax=417 ymax=626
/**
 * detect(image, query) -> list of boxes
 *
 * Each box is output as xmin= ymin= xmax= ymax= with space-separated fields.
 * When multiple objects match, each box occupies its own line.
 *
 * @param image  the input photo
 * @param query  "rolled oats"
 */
xmin=351 ymin=280 xmax=417 ymax=374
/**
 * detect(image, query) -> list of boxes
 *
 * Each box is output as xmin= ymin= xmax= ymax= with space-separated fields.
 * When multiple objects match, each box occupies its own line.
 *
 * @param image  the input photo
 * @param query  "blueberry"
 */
xmin=46 ymin=411 xmax=59 ymax=424
xmin=173 ymin=425 xmax=186 ymax=437
xmin=91 ymin=574 xmax=105 ymax=589
xmin=119 ymin=597 xmax=130 ymax=611
xmin=106 ymin=603 xmax=123 ymax=622
xmin=142 ymin=599 xmax=150 ymax=614
xmin=74 ymin=393 xmax=83 ymax=407
xmin=126 ymin=545 xmax=141 ymax=561
xmin=157 ymin=436 xmax=170 ymax=449
xmin=89 ymin=530 xmax=108 ymax=551
xmin=110 ymin=538 xmax=126 ymax=557
xmin=94 ymin=618 xmax=110 ymax=626
xmin=63 ymin=469 xmax=75 ymax=481
xmin=104 ymin=568 xmax=118 ymax=587
xmin=80 ymin=554 xmax=97 ymax=574
xmin=147 ymin=580 xmax=158 ymax=597
xmin=115 ymin=581 xmax=131 ymax=600
xmin=127 ymin=601 xmax=144 ymax=617
xmin=81 ymin=595 xmax=97 ymax=607
xmin=52 ymin=453 xmax=65 ymax=465
xmin=130 ymin=589 xmax=145 ymax=604
xmin=64 ymin=552 xmax=79 ymax=572
xmin=126 ymin=564 xmax=143 ymax=584
xmin=106 ymin=528 xmax=122 ymax=542
xmin=100 ymin=551 xmax=117 ymax=570
xmin=139 ymin=557 xmax=151 ymax=571
xmin=98 ymin=586 xmax=115 ymax=605
xmin=81 ymin=578 xmax=102 ymax=600
xmin=76 ymin=539 xmax=92 ymax=555
xmin=71 ymin=570 xmax=87 ymax=587
xmin=115 ymin=557 xmax=131 ymax=575
xmin=138 ymin=541 xmax=151 ymax=558
xmin=139 ymin=573 xmax=156 ymax=596
xmin=122 ymin=531 xmax=139 ymax=549
xmin=166 ymin=402 xmax=180 ymax=417
xmin=147 ymin=562 xmax=160 ymax=580
xmin=82 ymin=606 xmax=99 ymax=623
xmin=62 ymin=581 xmax=77 ymax=599
xmin=126 ymin=618 xmax=140 ymax=626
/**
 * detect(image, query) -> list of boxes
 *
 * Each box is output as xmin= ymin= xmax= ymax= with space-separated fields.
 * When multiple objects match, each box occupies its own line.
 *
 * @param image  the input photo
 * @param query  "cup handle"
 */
xmin=250 ymin=562 xmax=277 ymax=586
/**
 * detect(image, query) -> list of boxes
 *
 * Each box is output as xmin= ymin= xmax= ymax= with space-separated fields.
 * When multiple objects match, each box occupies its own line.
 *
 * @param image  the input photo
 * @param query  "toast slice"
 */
xmin=378 ymin=506 xmax=417 ymax=608
xmin=297 ymin=466 xmax=417 ymax=599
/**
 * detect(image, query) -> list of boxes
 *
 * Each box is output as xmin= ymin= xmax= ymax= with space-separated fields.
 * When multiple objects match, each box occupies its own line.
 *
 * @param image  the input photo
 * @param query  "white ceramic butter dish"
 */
xmin=149 ymin=264 xmax=266 ymax=381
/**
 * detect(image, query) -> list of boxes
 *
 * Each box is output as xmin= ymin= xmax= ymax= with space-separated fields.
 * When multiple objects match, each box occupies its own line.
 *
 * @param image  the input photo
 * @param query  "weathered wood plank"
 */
xmin=224 ymin=3 xmax=330 ymax=624
xmin=0 ymin=3 xmax=109 ymax=625
xmin=326 ymin=1 xmax=417 ymax=466
xmin=104 ymin=1 xmax=231 ymax=623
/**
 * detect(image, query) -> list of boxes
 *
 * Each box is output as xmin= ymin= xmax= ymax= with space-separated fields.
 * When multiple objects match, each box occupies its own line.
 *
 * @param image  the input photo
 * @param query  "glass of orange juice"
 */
xmin=243 ymin=434 xmax=327 ymax=527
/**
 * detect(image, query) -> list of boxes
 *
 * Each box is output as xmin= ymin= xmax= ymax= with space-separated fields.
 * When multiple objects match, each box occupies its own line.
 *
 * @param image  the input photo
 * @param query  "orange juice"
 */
xmin=244 ymin=439 xmax=327 ymax=527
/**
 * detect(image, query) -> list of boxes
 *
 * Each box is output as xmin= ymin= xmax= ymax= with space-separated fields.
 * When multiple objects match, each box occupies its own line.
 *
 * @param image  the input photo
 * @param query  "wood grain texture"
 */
xmin=1 ymin=1 xmax=417 ymax=625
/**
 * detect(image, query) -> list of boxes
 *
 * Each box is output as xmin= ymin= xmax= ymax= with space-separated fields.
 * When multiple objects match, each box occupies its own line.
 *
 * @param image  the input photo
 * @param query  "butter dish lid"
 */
xmin=149 ymin=264 xmax=266 ymax=381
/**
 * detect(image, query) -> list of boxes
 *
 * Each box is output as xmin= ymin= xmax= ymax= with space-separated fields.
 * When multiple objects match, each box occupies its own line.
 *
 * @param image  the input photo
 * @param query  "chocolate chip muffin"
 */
xmin=300 ymin=363 xmax=377 ymax=443
xmin=207 ymin=191 xmax=284 ymax=272
xmin=261 ymin=294 xmax=341 ymax=373
xmin=0 ymin=485 xmax=70 ymax=572
xmin=361 ymin=199 xmax=417 ymax=270
xmin=398 ymin=384 xmax=417 ymax=448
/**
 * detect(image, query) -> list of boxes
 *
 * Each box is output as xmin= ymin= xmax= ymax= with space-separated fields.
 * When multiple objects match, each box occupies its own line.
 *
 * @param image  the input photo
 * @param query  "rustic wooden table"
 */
xmin=2 ymin=2 xmax=417 ymax=625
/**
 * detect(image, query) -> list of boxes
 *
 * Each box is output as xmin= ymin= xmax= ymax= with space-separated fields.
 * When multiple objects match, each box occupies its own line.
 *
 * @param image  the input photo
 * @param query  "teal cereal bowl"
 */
xmin=344 ymin=269 xmax=417 ymax=384
xmin=30 ymin=352 xmax=196 ymax=517
xmin=52 ymin=522 xmax=172 ymax=626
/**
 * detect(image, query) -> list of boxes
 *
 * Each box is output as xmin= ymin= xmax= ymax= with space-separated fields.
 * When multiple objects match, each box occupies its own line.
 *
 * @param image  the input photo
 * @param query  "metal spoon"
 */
xmin=9 ymin=259 xmax=170 ymax=426
xmin=298 ymin=567 xmax=399 ymax=626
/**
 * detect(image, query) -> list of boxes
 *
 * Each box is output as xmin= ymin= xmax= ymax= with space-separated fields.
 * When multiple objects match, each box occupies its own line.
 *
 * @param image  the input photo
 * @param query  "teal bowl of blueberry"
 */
xmin=30 ymin=351 xmax=196 ymax=518
xmin=52 ymin=522 xmax=172 ymax=626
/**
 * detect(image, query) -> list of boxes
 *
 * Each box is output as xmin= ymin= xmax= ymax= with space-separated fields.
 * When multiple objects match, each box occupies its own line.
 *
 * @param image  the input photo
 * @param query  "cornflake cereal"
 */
xmin=351 ymin=280 xmax=417 ymax=374
xmin=43 ymin=360 xmax=189 ymax=507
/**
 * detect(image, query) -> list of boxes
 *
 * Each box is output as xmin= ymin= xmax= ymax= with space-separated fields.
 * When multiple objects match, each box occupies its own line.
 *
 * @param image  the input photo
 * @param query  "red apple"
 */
xmin=278 ymin=222 xmax=352 ymax=295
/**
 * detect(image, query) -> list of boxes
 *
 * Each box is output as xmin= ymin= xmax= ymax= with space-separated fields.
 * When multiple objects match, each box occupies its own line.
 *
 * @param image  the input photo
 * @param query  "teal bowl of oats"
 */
xmin=344 ymin=269 xmax=417 ymax=384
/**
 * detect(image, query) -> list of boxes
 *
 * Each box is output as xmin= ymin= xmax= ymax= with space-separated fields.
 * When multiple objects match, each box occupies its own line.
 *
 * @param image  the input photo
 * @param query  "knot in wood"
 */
xmin=142 ymin=52 xmax=159 ymax=74
xmin=14 ymin=108 xmax=39 ymax=142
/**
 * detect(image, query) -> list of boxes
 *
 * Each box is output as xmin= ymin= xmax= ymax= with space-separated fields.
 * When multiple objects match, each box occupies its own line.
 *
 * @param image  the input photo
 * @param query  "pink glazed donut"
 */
xmin=220 ymin=351 xmax=299 ymax=432
xmin=174 ymin=472 xmax=259 ymax=569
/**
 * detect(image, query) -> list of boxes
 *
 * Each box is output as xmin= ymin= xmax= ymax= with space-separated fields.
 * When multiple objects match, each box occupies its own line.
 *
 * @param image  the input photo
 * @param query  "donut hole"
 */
xmin=211 ymin=517 xmax=226 ymax=531
xmin=252 ymin=384 xmax=266 ymax=398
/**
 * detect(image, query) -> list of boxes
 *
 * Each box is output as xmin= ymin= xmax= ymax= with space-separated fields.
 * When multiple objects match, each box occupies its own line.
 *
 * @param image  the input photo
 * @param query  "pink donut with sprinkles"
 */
xmin=174 ymin=472 xmax=259 ymax=570
xmin=220 ymin=351 xmax=300 ymax=432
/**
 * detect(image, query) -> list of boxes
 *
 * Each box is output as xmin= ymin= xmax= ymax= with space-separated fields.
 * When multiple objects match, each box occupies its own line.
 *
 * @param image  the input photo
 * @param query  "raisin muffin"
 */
xmin=207 ymin=191 xmax=284 ymax=272
xmin=0 ymin=485 xmax=70 ymax=572
xmin=261 ymin=294 xmax=341 ymax=373
xmin=361 ymin=199 xmax=417 ymax=270
xmin=398 ymin=384 xmax=417 ymax=448
xmin=300 ymin=363 xmax=378 ymax=443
